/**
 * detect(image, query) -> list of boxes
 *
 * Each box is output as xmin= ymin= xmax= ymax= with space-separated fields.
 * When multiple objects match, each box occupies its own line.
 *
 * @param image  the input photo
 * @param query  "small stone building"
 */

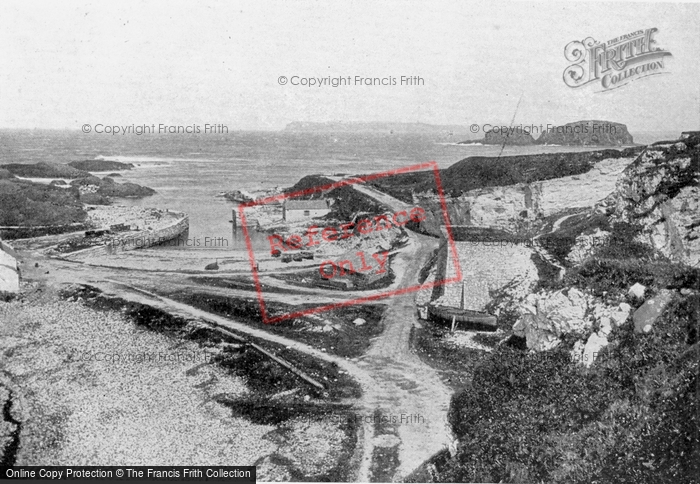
xmin=283 ymin=199 xmax=330 ymax=222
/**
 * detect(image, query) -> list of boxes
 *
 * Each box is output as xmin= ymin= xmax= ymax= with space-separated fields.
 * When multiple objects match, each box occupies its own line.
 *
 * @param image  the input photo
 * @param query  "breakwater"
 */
xmin=64 ymin=214 xmax=189 ymax=261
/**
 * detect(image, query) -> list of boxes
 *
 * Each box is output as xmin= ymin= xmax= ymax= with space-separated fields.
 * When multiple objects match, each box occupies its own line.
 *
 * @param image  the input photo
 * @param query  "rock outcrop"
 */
xmin=601 ymin=136 xmax=700 ymax=265
xmin=513 ymin=288 xmax=631 ymax=357
xmin=1 ymin=162 xmax=88 ymax=178
xmin=566 ymin=228 xmax=611 ymax=266
xmin=632 ymin=289 xmax=675 ymax=333
xmin=536 ymin=120 xmax=634 ymax=146
xmin=464 ymin=129 xmax=536 ymax=146
xmin=68 ymin=160 xmax=134 ymax=172
xmin=513 ymin=288 xmax=591 ymax=351
xmin=417 ymin=153 xmax=638 ymax=234
xmin=70 ymin=176 xmax=156 ymax=199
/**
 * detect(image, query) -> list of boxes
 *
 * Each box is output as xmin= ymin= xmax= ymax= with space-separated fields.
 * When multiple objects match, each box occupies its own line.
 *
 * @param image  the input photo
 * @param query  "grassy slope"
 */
xmin=0 ymin=179 xmax=87 ymax=227
xmin=434 ymin=140 xmax=700 ymax=483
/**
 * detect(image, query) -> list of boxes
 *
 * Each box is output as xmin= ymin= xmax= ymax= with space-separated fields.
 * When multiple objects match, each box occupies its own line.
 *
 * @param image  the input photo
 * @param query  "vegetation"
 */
xmin=287 ymin=174 xmax=386 ymax=219
xmin=436 ymin=160 xmax=699 ymax=482
xmin=0 ymin=162 xmax=88 ymax=178
xmin=0 ymin=179 xmax=87 ymax=229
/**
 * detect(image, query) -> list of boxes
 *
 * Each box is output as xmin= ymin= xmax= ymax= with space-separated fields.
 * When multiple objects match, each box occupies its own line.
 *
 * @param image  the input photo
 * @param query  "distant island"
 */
xmin=460 ymin=129 xmax=536 ymax=146
xmin=460 ymin=120 xmax=635 ymax=147
xmin=537 ymin=120 xmax=634 ymax=146
xmin=284 ymin=121 xmax=475 ymax=136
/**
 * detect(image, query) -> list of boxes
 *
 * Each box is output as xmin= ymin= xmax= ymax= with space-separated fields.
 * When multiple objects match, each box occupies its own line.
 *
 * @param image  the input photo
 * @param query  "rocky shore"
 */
xmin=0 ymin=163 xmax=157 ymax=239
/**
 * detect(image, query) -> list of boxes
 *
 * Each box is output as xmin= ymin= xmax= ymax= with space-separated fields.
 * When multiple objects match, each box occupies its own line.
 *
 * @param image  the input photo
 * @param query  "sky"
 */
xmin=1 ymin=0 xmax=699 ymax=132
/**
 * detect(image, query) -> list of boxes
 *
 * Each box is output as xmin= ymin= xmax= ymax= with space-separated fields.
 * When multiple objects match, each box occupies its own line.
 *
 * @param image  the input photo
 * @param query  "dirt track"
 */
xmin=16 ymin=180 xmax=452 ymax=481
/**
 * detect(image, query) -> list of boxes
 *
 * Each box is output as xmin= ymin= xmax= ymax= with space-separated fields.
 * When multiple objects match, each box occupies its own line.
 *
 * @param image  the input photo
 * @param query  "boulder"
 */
xmin=582 ymin=332 xmax=609 ymax=367
xmin=353 ymin=318 xmax=366 ymax=326
xmin=513 ymin=288 xmax=591 ymax=351
xmin=633 ymin=290 xmax=675 ymax=333
xmin=610 ymin=303 xmax=632 ymax=328
xmin=628 ymin=283 xmax=646 ymax=299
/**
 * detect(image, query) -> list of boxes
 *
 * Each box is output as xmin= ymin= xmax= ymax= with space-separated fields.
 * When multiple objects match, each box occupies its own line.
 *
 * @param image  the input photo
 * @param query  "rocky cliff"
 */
xmin=600 ymin=135 xmax=700 ymax=265
xmin=417 ymin=153 xmax=639 ymax=235
xmin=537 ymin=120 xmax=634 ymax=146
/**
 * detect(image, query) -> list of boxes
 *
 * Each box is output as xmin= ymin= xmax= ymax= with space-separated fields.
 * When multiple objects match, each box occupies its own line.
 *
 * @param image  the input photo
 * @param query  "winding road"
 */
xmin=19 ymin=177 xmax=452 ymax=482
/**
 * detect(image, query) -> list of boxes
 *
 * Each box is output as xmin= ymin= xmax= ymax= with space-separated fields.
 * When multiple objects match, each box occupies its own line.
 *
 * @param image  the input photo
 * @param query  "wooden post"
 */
xmin=231 ymin=208 xmax=237 ymax=231
xmin=451 ymin=315 xmax=457 ymax=333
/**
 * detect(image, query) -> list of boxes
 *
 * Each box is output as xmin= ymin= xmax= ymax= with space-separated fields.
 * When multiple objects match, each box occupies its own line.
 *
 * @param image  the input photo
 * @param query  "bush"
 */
xmin=438 ymin=294 xmax=700 ymax=483
xmin=564 ymin=258 xmax=700 ymax=297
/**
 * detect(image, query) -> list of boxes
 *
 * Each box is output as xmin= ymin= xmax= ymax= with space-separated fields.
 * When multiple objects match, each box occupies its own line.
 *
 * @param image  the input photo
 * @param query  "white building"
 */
xmin=0 ymin=239 xmax=20 ymax=294
xmin=283 ymin=199 xmax=330 ymax=222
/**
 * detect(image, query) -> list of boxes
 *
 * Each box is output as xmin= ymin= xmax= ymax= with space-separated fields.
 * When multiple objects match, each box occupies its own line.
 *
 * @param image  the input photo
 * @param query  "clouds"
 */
xmin=1 ymin=0 xmax=698 ymax=131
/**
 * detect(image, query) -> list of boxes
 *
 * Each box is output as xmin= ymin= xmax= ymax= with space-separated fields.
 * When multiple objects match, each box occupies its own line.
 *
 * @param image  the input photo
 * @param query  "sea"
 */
xmin=0 ymin=129 xmax=675 ymax=251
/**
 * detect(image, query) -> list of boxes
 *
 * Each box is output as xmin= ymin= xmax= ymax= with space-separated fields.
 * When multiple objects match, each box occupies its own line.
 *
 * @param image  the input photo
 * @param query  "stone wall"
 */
xmin=434 ymin=239 xmax=538 ymax=311
xmin=0 ymin=240 xmax=20 ymax=294
xmin=65 ymin=214 xmax=189 ymax=262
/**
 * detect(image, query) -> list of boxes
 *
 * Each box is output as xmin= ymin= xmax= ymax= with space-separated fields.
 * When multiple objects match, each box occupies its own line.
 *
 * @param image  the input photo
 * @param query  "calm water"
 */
xmin=1 ymin=129 xmax=660 ymax=250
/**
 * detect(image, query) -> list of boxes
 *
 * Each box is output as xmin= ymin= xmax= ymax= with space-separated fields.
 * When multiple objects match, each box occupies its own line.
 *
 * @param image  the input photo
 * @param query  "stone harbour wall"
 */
xmin=65 ymin=214 xmax=189 ymax=262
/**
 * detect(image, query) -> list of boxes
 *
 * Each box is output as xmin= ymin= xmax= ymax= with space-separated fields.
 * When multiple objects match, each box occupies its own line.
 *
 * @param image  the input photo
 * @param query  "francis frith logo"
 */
xmin=563 ymin=28 xmax=672 ymax=91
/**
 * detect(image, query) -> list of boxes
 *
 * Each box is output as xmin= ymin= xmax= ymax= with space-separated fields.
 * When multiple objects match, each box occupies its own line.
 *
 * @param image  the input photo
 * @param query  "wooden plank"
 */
xmin=211 ymin=325 xmax=326 ymax=391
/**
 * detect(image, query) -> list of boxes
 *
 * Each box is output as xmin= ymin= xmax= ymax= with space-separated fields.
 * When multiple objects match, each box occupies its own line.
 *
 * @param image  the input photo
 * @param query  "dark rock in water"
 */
xmin=460 ymin=129 xmax=536 ymax=146
xmin=536 ymin=120 xmax=634 ymax=146
xmin=633 ymin=289 xmax=675 ymax=333
xmin=107 ymin=173 xmax=122 ymax=177
xmin=68 ymin=160 xmax=134 ymax=171
xmin=1 ymin=162 xmax=88 ymax=178
xmin=221 ymin=190 xmax=252 ymax=203
xmin=50 ymin=179 xmax=68 ymax=186
xmin=99 ymin=182 xmax=155 ymax=198
xmin=478 ymin=128 xmax=535 ymax=146
xmin=205 ymin=261 xmax=219 ymax=270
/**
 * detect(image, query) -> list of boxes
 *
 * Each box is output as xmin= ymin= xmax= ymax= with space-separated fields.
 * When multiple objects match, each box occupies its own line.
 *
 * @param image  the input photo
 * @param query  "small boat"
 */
xmin=428 ymin=305 xmax=498 ymax=330
xmin=428 ymin=281 xmax=498 ymax=330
